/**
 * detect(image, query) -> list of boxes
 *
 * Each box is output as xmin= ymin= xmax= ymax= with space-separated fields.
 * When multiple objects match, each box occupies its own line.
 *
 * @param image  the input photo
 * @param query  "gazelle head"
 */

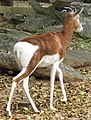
xmin=62 ymin=6 xmax=84 ymax=32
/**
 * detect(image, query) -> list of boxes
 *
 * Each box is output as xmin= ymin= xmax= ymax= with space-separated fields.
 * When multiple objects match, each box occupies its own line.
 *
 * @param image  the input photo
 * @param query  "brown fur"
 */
xmin=14 ymin=12 xmax=81 ymax=84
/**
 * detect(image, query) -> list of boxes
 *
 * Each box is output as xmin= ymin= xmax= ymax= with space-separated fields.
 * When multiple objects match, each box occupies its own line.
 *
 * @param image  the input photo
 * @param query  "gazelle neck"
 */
xmin=58 ymin=19 xmax=74 ymax=48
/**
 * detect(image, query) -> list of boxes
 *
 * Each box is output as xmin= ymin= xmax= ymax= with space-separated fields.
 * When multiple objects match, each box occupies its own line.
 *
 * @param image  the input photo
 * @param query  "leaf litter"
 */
xmin=0 ymin=73 xmax=91 ymax=120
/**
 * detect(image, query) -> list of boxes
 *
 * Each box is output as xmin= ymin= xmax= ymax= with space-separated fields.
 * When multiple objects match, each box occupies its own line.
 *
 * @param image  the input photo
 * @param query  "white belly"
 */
xmin=39 ymin=54 xmax=59 ymax=67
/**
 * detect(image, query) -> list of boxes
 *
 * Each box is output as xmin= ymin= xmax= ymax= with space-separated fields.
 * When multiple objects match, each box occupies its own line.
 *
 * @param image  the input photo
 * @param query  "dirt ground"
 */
xmin=0 ymin=73 xmax=91 ymax=120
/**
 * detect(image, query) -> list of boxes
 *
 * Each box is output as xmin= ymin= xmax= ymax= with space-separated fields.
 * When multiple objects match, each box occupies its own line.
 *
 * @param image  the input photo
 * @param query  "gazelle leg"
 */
xmin=6 ymin=68 xmax=27 ymax=116
xmin=57 ymin=67 xmax=67 ymax=102
xmin=50 ymin=62 xmax=59 ymax=110
xmin=23 ymin=77 xmax=39 ymax=112
xmin=6 ymin=81 xmax=17 ymax=116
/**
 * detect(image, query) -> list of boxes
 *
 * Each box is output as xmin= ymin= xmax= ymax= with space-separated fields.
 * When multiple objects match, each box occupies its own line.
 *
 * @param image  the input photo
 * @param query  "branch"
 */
xmin=28 ymin=0 xmax=63 ymax=22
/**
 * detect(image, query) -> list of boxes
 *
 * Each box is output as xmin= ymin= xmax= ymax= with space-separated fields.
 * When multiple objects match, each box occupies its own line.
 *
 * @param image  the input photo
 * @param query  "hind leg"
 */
xmin=6 ymin=68 xmax=27 ymax=117
xmin=6 ymin=81 xmax=16 ymax=117
xmin=23 ymin=77 xmax=39 ymax=112
xmin=6 ymin=49 xmax=42 ymax=116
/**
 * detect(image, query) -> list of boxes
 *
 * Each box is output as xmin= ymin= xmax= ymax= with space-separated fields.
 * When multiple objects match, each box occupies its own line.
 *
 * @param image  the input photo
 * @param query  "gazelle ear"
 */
xmin=75 ymin=7 xmax=84 ymax=15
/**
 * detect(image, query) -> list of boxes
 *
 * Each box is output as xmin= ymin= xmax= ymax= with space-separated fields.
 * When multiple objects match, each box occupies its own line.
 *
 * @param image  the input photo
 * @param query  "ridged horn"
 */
xmin=62 ymin=6 xmax=76 ymax=13
xmin=62 ymin=6 xmax=73 ymax=12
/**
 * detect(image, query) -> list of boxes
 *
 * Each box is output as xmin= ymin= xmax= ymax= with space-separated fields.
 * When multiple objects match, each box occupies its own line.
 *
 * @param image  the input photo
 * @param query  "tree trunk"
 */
xmin=28 ymin=0 xmax=64 ymax=22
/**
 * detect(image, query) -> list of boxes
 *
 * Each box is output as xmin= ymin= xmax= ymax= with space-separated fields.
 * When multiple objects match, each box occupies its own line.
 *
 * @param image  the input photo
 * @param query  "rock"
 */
xmin=40 ymin=25 xmax=63 ymax=33
xmin=10 ymin=14 xmax=25 ymax=25
xmin=64 ymin=50 xmax=91 ymax=68
xmin=4 ymin=14 xmax=56 ymax=32
xmin=2 ymin=1 xmax=91 ymax=39
xmin=0 ymin=28 xmax=90 ymax=82
xmin=61 ymin=64 xmax=86 ymax=82
xmin=34 ymin=64 xmax=86 ymax=82
xmin=21 ymin=14 xmax=56 ymax=32
xmin=0 ymin=13 xmax=6 ymax=22
xmin=0 ymin=28 xmax=31 ymax=72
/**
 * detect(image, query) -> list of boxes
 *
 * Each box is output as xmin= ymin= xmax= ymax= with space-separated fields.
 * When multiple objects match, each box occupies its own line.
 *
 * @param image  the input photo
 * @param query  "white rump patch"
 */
xmin=13 ymin=42 xmax=39 ymax=68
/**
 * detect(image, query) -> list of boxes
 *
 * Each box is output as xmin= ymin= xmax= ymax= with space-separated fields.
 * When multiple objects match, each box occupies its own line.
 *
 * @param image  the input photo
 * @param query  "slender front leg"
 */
xmin=50 ymin=62 xmax=59 ymax=110
xmin=6 ymin=81 xmax=17 ymax=117
xmin=23 ymin=77 xmax=39 ymax=112
xmin=57 ymin=67 xmax=67 ymax=102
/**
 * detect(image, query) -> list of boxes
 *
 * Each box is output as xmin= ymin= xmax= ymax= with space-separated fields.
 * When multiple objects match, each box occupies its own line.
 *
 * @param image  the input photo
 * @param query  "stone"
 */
xmin=22 ymin=14 xmax=56 ymax=32
xmin=34 ymin=64 xmax=87 ymax=82
xmin=64 ymin=50 xmax=91 ymax=68
xmin=0 ymin=28 xmax=31 ymax=72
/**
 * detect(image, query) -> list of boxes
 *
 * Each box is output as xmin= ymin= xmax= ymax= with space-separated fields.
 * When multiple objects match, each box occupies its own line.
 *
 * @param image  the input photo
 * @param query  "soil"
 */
xmin=0 ymin=73 xmax=91 ymax=120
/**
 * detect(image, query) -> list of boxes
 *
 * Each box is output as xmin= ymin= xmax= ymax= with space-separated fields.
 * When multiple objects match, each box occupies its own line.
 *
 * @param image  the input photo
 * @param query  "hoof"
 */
xmin=50 ymin=106 xmax=57 ymax=111
xmin=6 ymin=107 xmax=12 ymax=117
xmin=34 ymin=108 xmax=40 ymax=113
xmin=6 ymin=110 xmax=12 ymax=117
xmin=61 ymin=97 xmax=67 ymax=102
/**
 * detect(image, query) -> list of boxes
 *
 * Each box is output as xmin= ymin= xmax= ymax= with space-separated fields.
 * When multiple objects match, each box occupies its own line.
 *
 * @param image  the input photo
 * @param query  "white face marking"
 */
xmin=76 ymin=24 xmax=83 ymax=32
xmin=76 ymin=14 xmax=80 ymax=19
xmin=13 ymin=42 xmax=39 ymax=68
xmin=75 ymin=15 xmax=83 ymax=32
xmin=38 ymin=53 xmax=59 ymax=67
xmin=77 ymin=18 xmax=83 ymax=32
